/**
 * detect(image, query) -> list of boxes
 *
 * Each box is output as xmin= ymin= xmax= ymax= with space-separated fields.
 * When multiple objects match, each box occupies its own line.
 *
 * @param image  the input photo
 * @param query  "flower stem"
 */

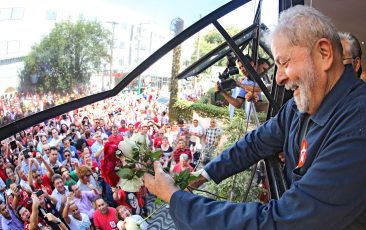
xmin=143 ymin=203 xmax=166 ymax=222
xmin=187 ymin=186 xmax=227 ymax=200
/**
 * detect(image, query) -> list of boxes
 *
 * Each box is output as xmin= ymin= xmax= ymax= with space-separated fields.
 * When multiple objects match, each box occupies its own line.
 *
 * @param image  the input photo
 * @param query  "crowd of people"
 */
xmin=0 ymin=90 xmax=222 ymax=230
xmin=0 ymin=91 xmax=88 ymax=127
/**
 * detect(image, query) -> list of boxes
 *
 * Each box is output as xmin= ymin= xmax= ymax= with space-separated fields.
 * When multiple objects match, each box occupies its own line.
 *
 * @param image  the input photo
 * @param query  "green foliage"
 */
xmin=19 ymin=19 xmax=110 ymax=93
xmin=172 ymin=100 xmax=230 ymax=122
xmin=197 ymin=170 xmax=262 ymax=203
xmin=190 ymin=26 xmax=242 ymax=66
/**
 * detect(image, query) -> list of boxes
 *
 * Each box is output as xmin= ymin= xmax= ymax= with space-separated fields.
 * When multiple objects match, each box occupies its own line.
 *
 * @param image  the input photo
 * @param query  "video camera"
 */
xmin=217 ymin=53 xmax=239 ymax=91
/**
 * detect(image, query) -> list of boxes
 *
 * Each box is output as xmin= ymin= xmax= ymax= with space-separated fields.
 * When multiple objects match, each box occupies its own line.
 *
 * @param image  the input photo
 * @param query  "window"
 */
xmin=0 ymin=8 xmax=12 ymax=20
xmin=46 ymin=9 xmax=57 ymax=20
xmin=11 ymin=7 xmax=24 ymax=20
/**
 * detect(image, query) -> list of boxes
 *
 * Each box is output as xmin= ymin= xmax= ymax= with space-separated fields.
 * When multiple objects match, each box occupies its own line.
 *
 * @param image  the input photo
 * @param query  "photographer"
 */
xmin=19 ymin=193 xmax=68 ymax=230
xmin=6 ymin=182 xmax=32 ymax=212
xmin=37 ymin=189 xmax=67 ymax=230
xmin=61 ymin=137 xmax=77 ymax=159
xmin=215 ymin=55 xmax=270 ymax=116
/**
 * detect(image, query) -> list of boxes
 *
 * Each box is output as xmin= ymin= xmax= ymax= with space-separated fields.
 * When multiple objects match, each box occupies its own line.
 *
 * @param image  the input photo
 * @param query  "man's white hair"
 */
xmin=269 ymin=5 xmax=342 ymax=55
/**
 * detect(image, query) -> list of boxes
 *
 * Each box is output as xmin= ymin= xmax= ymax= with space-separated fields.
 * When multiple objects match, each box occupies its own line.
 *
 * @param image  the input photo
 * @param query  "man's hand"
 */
xmin=214 ymin=82 xmax=220 ymax=93
xmin=87 ymin=182 xmax=96 ymax=191
xmin=144 ymin=161 xmax=179 ymax=203
xmin=32 ymin=194 xmax=40 ymax=207
xmin=66 ymin=193 xmax=74 ymax=205
xmin=36 ymin=152 xmax=43 ymax=160
xmin=44 ymin=213 xmax=61 ymax=223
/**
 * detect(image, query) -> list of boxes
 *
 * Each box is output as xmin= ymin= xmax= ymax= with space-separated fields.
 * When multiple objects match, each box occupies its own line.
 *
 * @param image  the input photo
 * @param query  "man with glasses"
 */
xmin=339 ymin=32 xmax=363 ymax=78
xmin=61 ymin=137 xmax=77 ymax=159
xmin=61 ymin=149 xmax=79 ymax=172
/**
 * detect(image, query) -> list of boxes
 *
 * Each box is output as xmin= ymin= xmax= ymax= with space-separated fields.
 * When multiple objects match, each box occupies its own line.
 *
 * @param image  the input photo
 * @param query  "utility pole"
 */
xmin=106 ymin=21 xmax=118 ymax=89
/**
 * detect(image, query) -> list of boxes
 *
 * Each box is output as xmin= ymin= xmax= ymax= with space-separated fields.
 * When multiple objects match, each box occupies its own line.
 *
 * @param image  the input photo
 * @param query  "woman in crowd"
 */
xmin=59 ymin=123 xmax=69 ymax=136
xmin=116 ymin=205 xmax=148 ymax=230
xmin=160 ymin=136 xmax=173 ymax=168
xmin=76 ymin=165 xmax=101 ymax=193
xmin=5 ymin=165 xmax=18 ymax=188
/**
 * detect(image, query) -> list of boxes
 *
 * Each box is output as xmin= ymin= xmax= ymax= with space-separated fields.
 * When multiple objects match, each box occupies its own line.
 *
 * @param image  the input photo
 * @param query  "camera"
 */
xmin=62 ymin=114 xmax=67 ymax=120
xmin=35 ymin=189 xmax=44 ymax=197
xmin=217 ymin=53 xmax=239 ymax=91
xmin=23 ymin=149 xmax=31 ymax=159
xmin=71 ymin=128 xmax=76 ymax=133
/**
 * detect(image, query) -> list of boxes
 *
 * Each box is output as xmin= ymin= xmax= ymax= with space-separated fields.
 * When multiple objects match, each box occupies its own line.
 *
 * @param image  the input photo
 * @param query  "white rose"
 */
xmin=116 ymin=177 xmax=143 ymax=192
xmin=131 ymin=133 xmax=147 ymax=145
xmin=118 ymin=140 xmax=137 ymax=159
xmin=123 ymin=216 xmax=141 ymax=230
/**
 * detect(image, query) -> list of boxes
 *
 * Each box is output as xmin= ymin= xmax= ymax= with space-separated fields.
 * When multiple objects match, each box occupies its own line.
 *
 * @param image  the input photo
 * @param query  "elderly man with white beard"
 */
xmin=144 ymin=5 xmax=366 ymax=230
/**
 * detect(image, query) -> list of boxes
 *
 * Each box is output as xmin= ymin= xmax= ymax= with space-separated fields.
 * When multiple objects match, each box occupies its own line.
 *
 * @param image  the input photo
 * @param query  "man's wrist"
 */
xmin=165 ymin=186 xmax=179 ymax=203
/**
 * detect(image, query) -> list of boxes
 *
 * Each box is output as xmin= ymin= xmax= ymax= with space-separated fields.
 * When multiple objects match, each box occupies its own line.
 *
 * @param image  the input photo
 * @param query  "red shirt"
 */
xmin=86 ymin=138 xmax=96 ymax=147
xmin=108 ymin=134 xmax=123 ymax=145
xmin=0 ymin=168 xmax=7 ymax=182
xmin=172 ymin=163 xmax=193 ymax=174
xmin=173 ymin=148 xmax=192 ymax=163
xmin=93 ymin=207 xmax=118 ymax=230
xmin=34 ymin=174 xmax=53 ymax=195
xmin=118 ymin=127 xmax=128 ymax=133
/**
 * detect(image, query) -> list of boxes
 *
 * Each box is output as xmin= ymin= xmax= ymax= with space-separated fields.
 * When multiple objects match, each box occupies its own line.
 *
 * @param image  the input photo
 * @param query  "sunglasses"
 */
xmin=83 ymin=174 xmax=92 ymax=178
xmin=44 ymin=149 xmax=50 ymax=151
xmin=64 ymin=154 xmax=70 ymax=157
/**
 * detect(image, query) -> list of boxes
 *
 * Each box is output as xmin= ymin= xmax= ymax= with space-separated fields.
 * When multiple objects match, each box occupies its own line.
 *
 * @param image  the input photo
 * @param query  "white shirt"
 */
xmin=68 ymin=213 xmax=91 ymax=230
xmin=20 ymin=179 xmax=32 ymax=192
xmin=51 ymin=186 xmax=70 ymax=211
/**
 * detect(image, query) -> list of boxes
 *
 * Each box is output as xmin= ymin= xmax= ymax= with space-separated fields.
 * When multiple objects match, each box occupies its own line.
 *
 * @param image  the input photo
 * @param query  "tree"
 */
xmin=168 ymin=18 xmax=184 ymax=122
xmin=190 ymin=26 xmax=242 ymax=68
xmin=19 ymin=20 xmax=111 ymax=93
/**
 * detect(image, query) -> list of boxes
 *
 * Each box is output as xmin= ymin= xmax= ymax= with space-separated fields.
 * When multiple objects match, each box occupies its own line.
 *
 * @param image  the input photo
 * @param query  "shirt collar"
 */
xmin=312 ymin=65 xmax=358 ymax=126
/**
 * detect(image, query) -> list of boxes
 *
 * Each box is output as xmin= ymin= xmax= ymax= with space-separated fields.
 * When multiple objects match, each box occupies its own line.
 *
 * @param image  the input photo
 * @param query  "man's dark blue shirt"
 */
xmin=169 ymin=66 xmax=366 ymax=229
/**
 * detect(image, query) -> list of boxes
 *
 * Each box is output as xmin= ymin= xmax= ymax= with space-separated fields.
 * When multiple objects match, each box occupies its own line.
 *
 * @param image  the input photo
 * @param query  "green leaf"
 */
xmin=154 ymin=198 xmax=164 ymax=205
xmin=188 ymin=174 xmax=198 ymax=183
xmin=150 ymin=150 xmax=162 ymax=161
xmin=116 ymin=168 xmax=133 ymax=179
xmin=135 ymin=169 xmax=145 ymax=178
